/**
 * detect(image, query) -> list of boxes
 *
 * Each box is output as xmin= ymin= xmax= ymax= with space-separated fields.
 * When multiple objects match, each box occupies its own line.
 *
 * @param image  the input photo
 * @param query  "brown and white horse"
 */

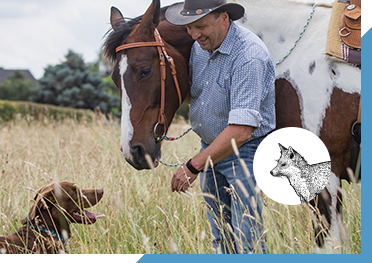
xmin=102 ymin=0 xmax=360 ymax=252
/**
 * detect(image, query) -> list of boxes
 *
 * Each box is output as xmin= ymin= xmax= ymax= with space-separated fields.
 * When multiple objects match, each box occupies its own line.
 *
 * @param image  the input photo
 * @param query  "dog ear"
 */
xmin=288 ymin=146 xmax=295 ymax=159
xmin=21 ymin=183 xmax=56 ymax=225
xmin=278 ymin=143 xmax=287 ymax=153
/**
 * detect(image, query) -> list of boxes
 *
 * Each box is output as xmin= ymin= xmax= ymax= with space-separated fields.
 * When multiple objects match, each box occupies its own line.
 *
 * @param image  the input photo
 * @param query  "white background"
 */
xmin=253 ymin=127 xmax=331 ymax=205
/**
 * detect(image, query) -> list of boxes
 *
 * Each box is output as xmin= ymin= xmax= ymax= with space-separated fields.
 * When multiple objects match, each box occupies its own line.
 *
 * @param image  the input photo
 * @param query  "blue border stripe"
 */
xmin=361 ymin=26 xmax=371 ymax=259
xmin=138 ymin=254 xmax=364 ymax=262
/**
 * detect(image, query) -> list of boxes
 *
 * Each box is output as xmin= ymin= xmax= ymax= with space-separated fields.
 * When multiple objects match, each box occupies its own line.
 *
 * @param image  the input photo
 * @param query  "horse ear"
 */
xmin=110 ymin=6 xmax=126 ymax=31
xmin=152 ymin=0 xmax=161 ymax=27
xmin=138 ymin=0 xmax=161 ymax=35
xmin=21 ymin=184 xmax=56 ymax=225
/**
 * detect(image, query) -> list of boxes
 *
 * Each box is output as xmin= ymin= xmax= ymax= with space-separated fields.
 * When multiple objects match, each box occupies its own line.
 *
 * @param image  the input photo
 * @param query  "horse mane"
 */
xmin=102 ymin=6 xmax=169 ymax=63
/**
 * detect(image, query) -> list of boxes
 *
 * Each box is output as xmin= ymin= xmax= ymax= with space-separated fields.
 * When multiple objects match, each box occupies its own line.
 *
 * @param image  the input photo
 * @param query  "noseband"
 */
xmin=115 ymin=29 xmax=183 ymax=142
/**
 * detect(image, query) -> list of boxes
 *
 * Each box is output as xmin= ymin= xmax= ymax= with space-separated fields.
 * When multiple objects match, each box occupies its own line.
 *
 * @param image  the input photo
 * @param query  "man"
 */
xmin=165 ymin=0 xmax=275 ymax=254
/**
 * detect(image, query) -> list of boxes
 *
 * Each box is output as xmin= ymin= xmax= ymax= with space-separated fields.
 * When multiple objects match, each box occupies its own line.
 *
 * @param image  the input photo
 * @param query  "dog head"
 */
xmin=270 ymin=144 xmax=307 ymax=178
xmin=21 ymin=182 xmax=105 ymax=226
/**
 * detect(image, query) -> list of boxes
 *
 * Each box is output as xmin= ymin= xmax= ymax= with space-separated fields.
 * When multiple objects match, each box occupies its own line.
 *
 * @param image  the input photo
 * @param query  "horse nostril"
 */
xmin=120 ymin=146 xmax=123 ymax=153
xmin=130 ymin=143 xmax=146 ymax=163
xmin=96 ymin=189 xmax=104 ymax=195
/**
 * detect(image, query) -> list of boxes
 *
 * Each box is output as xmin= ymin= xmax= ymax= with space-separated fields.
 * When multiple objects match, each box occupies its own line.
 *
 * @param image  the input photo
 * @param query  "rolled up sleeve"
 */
xmin=228 ymin=58 xmax=267 ymax=130
xmin=229 ymin=109 xmax=262 ymax=131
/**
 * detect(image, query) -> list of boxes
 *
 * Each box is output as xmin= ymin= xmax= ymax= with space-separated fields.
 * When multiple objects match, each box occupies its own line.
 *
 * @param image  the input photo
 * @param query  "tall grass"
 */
xmin=0 ymin=115 xmax=361 ymax=253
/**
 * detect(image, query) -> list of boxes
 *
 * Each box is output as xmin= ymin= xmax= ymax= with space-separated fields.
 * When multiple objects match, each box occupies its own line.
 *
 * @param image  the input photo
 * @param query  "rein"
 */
xmin=115 ymin=28 xmax=183 ymax=142
xmin=276 ymin=3 xmax=316 ymax=65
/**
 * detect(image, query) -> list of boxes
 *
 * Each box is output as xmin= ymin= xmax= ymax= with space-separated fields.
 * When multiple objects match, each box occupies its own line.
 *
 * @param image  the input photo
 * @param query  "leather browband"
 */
xmin=115 ymin=42 xmax=164 ymax=53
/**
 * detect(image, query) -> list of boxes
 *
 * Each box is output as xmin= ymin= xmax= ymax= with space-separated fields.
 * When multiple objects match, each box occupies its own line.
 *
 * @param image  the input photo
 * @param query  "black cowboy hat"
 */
xmin=165 ymin=0 xmax=245 ymax=26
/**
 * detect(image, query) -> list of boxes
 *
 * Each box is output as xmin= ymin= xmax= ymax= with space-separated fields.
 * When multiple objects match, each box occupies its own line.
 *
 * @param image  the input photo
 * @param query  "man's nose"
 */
xmin=187 ymin=27 xmax=201 ymax=40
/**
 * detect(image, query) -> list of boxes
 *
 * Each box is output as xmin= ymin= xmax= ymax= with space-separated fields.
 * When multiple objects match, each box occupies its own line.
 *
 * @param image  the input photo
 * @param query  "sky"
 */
xmin=0 ymin=0 xmax=176 ymax=79
xmin=0 ymin=0 xmax=370 ymax=80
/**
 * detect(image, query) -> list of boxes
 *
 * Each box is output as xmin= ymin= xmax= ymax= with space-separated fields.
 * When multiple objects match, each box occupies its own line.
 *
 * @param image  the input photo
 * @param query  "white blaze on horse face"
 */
xmin=119 ymin=55 xmax=134 ymax=160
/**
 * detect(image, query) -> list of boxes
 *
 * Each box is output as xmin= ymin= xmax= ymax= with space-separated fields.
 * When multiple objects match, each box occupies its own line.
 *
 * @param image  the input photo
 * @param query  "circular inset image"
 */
xmin=253 ymin=127 xmax=331 ymax=205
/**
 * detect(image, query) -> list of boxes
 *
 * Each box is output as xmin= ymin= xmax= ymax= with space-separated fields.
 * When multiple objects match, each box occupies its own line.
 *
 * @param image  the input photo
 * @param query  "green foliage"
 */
xmin=0 ymin=100 xmax=93 ymax=124
xmin=0 ymin=70 xmax=34 ymax=101
xmin=30 ymin=50 xmax=119 ymax=114
xmin=176 ymin=103 xmax=189 ymax=120
xmin=102 ymin=75 xmax=120 ymax=97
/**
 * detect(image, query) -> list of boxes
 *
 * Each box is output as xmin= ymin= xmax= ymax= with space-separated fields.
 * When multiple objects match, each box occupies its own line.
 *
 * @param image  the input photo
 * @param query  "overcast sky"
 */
xmin=0 ymin=0 xmax=370 ymax=79
xmin=0 ymin=0 xmax=176 ymax=79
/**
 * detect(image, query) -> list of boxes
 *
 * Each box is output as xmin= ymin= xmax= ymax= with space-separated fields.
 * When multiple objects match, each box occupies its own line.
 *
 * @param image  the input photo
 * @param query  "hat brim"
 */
xmin=165 ymin=2 xmax=245 ymax=26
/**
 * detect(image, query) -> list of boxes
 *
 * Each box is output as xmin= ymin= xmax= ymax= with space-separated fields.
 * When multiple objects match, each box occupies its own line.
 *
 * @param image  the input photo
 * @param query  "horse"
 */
xmin=102 ymin=0 xmax=360 ymax=253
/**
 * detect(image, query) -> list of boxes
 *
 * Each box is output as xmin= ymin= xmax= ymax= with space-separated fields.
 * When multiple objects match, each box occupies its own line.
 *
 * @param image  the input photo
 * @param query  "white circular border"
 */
xmin=253 ymin=127 xmax=330 ymax=205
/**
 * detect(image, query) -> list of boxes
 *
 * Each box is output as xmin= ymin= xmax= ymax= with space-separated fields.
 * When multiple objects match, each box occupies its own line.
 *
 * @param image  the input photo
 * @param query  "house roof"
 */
xmin=0 ymin=67 xmax=38 ymax=86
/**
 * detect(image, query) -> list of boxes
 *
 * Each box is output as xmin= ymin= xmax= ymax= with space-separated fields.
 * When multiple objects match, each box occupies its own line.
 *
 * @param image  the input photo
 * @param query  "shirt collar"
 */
xmin=212 ymin=21 xmax=237 ymax=56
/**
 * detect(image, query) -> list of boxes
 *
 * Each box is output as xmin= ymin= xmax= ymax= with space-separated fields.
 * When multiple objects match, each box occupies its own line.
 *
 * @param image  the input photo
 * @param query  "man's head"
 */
xmin=166 ymin=0 xmax=244 ymax=51
xmin=185 ymin=11 xmax=230 ymax=52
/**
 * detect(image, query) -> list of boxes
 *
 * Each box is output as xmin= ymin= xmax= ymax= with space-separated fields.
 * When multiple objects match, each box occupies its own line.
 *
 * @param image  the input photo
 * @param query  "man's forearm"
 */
xmin=190 ymin=124 xmax=253 ymax=171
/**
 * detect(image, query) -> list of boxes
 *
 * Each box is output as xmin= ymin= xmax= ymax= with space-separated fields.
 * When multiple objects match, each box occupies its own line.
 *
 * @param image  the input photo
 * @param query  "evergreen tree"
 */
xmin=31 ymin=50 xmax=119 ymax=114
xmin=0 ymin=71 xmax=34 ymax=101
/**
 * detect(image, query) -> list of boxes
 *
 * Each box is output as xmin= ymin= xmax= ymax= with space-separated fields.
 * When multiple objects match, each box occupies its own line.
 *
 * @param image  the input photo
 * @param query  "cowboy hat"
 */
xmin=165 ymin=0 xmax=245 ymax=26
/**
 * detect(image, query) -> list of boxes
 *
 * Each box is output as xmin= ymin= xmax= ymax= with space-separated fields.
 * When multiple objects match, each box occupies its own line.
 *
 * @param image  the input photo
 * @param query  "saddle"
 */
xmin=339 ymin=0 xmax=361 ymax=49
xmin=325 ymin=0 xmax=361 ymax=64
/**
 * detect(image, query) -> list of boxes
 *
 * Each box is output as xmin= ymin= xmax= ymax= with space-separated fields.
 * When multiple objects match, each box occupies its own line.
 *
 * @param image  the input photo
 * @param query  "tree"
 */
xmin=31 ymin=50 xmax=119 ymax=114
xmin=0 ymin=71 xmax=34 ymax=101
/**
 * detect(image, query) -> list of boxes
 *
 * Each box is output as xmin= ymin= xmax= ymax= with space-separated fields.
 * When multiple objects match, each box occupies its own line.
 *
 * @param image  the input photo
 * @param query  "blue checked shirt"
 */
xmin=189 ymin=21 xmax=276 ymax=145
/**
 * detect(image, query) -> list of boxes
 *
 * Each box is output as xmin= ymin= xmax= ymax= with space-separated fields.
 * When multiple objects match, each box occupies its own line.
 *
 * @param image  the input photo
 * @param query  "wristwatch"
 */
xmin=186 ymin=159 xmax=203 ymax=174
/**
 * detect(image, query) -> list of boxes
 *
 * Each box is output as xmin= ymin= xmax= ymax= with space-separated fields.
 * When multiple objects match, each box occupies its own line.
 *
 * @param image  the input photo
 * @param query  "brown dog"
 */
xmin=0 ymin=181 xmax=104 ymax=254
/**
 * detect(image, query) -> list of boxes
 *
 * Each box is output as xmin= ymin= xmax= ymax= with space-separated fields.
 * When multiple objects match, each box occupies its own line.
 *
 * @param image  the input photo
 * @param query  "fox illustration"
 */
xmin=270 ymin=144 xmax=330 ymax=203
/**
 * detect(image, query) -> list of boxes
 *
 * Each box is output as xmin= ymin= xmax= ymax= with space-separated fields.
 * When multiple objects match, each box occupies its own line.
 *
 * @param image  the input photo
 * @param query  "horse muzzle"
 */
xmin=121 ymin=143 xmax=160 ymax=170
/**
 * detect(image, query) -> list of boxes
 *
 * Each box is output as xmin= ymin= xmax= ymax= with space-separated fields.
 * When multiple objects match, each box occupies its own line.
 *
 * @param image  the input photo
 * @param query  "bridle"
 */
xmin=115 ymin=28 xmax=183 ymax=142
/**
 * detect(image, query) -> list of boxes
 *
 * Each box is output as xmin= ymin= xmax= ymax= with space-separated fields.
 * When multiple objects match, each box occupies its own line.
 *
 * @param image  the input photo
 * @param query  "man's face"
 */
xmin=186 ymin=12 xmax=230 ymax=52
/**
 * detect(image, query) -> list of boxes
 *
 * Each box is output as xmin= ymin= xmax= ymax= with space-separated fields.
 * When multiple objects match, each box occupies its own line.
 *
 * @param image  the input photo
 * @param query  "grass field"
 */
xmin=0 ymin=115 xmax=361 ymax=254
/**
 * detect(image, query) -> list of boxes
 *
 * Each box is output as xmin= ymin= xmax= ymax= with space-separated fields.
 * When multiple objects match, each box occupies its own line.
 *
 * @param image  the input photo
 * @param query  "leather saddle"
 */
xmin=339 ymin=0 xmax=361 ymax=49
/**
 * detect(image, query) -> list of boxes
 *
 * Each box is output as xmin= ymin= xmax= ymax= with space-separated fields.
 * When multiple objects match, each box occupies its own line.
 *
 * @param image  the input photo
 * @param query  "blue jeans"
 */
xmin=199 ymin=138 xmax=268 ymax=254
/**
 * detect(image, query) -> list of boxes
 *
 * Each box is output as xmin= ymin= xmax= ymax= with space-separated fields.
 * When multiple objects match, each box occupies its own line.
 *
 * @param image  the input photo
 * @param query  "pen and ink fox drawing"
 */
xmin=270 ymin=143 xmax=330 ymax=203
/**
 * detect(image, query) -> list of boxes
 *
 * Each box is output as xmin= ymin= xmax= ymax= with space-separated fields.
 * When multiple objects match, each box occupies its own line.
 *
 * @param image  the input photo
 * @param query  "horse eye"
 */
xmin=139 ymin=67 xmax=152 ymax=79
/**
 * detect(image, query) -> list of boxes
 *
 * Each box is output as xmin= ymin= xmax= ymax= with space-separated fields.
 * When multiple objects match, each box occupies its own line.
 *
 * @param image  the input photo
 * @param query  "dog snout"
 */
xmin=270 ymin=169 xmax=278 ymax=176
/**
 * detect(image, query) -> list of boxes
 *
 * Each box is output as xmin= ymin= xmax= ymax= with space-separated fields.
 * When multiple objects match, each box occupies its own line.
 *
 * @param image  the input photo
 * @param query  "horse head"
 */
xmin=103 ymin=0 xmax=193 ymax=170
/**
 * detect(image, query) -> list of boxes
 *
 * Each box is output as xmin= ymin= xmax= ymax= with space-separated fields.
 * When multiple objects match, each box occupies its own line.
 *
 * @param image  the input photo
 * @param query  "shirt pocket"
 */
xmin=208 ymin=82 xmax=231 ymax=119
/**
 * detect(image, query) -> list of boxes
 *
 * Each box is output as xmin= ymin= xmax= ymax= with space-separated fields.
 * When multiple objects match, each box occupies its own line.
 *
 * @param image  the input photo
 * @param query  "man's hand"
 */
xmin=171 ymin=125 xmax=253 ymax=193
xmin=171 ymin=165 xmax=198 ymax=192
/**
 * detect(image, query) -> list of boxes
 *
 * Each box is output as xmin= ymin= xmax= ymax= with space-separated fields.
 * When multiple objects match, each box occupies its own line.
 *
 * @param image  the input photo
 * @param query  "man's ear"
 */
xmin=221 ymin=11 xmax=230 ymax=22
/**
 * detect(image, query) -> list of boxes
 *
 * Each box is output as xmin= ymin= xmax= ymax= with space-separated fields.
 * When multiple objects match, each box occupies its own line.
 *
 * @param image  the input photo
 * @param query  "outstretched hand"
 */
xmin=171 ymin=165 xmax=198 ymax=192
